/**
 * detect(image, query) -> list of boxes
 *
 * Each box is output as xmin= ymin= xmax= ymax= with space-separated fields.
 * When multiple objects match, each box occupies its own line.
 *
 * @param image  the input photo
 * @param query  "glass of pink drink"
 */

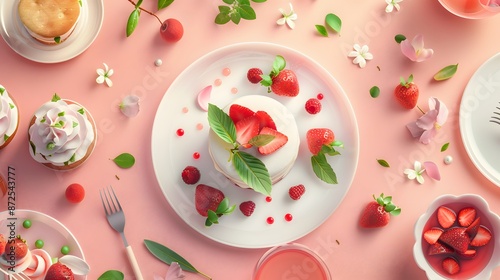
xmin=253 ymin=243 xmax=331 ymax=280
xmin=438 ymin=0 xmax=500 ymax=19
xmin=414 ymin=194 xmax=500 ymax=279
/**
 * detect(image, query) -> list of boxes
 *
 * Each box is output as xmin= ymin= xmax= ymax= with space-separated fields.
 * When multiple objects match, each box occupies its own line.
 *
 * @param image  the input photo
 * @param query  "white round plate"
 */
xmin=460 ymin=53 xmax=500 ymax=187
xmin=151 ymin=42 xmax=359 ymax=248
xmin=0 ymin=210 xmax=86 ymax=279
xmin=0 ymin=0 xmax=104 ymax=63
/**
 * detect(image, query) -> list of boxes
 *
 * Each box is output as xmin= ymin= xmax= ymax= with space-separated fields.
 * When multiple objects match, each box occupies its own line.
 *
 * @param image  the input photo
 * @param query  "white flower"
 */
xmin=347 ymin=44 xmax=373 ymax=68
xmin=96 ymin=63 xmax=113 ymax=87
xmin=119 ymin=95 xmax=140 ymax=117
xmin=385 ymin=0 xmax=403 ymax=13
xmin=277 ymin=3 xmax=297 ymax=29
xmin=404 ymin=161 xmax=425 ymax=184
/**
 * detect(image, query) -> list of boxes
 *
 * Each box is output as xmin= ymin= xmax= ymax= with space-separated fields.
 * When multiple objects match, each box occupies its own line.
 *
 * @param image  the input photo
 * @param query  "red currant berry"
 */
xmin=317 ymin=93 xmax=324 ymax=100
xmin=65 ymin=183 xmax=85 ymax=203
xmin=176 ymin=129 xmax=184 ymax=136
xmin=266 ymin=217 xmax=274 ymax=224
xmin=160 ymin=18 xmax=183 ymax=43
xmin=285 ymin=213 xmax=293 ymax=221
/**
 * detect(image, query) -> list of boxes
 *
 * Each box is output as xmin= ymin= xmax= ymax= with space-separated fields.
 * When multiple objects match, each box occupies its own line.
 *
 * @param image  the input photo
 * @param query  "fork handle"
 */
xmin=126 ymin=245 xmax=144 ymax=280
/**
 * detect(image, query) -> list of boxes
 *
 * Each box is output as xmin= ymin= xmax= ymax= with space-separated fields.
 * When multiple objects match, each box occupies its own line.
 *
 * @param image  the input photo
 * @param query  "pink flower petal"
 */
xmin=400 ymin=40 xmax=417 ymax=61
xmin=412 ymin=34 xmax=425 ymax=51
xmin=423 ymin=161 xmax=441 ymax=181
xmin=416 ymin=110 xmax=438 ymax=130
xmin=406 ymin=121 xmax=425 ymax=137
xmin=419 ymin=128 xmax=437 ymax=144
xmin=166 ymin=262 xmax=185 ymax=280
xmin=197 ymin=85 xmax=212 ymax=111
xmin=414 ymin=48 xmax=434 ymax=62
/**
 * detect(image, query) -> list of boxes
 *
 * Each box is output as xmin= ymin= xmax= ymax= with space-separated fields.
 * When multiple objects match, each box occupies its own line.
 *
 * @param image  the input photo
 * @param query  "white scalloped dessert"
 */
xmin=208 ymin=95 xmax=300 ymax=191
xmin=0 ymin=85 xmax=19 ymax=150
xmin=28 ymin=94 xmax=96 ymax=171
xmin=18 ymin=0 xmax=82 ymax=44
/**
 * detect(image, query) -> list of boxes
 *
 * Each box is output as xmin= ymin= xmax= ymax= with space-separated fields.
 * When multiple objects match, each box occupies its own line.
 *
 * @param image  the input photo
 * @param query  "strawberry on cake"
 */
xmin=208 ymin=95 xmax=300 ymax=195
xmin=28 ymin=94 xmax=96 ymax=171
xmin=0 ymin=85 xmax=19 ymax=150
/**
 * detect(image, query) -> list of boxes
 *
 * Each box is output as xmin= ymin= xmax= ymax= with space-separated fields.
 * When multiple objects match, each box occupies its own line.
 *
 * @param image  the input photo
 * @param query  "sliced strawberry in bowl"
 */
xmin=423 ymin=228 xmax=444 ymax=245
xmin=465 ymin=217 xmax=481 ymax=239
xmin=229 ymin=104 xmax=255 ymax=124
xmin=437 ymin=206 xmax=456 ymax=229
xmin=470 ymin=225 xmax=492 ymax=247
xmin=427 ymin=241 xmax=454 ymax=256
xmin=458 ymin=249 xmax=477 ymax=259
xmin=442 ymin=257 xmax=460 ymax=275
xmin=257 ymin=127 xmax=288 ymax=155
xmin=235 ymin=115 xmax=260 ymax=148
xmin=458 ymin=207 xmax=476 ymax=227
xmin=439 ymin=227 xmax=470 ymax=253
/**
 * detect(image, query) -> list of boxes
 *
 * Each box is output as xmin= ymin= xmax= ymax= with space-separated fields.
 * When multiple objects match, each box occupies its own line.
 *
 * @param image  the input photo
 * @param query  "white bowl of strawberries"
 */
xmin=414 ymin=194 xmax=500 ymax=279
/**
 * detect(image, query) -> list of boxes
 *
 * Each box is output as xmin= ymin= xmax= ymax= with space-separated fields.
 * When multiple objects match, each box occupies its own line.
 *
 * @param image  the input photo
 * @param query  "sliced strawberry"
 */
xmin=423 ymin=228 xmax=444 ymax=245
xmin=458 ymin=207 xmax=476 ymax=227
xmin=458 ymin=249 xmax=477 ymax=259
xmin=439 ymin=227 xmax=470 ymax=253
xmin=437 ymin=206 xmax=456 ymax=229
xmin=470 ymin=225 xmax=492 ymax=247
xmin=235 ymin=115 xmax=260 ymax=148
xmin=442 ymin=257 xmax=460 ymax=275
xmin=466 ymin=217 xmax=481 ymax=239
xmin=255 ymin=111 xmax=276 ymax=131
xmin=427 ymin=242 xmax=454 ymax=256
xmin=257 ymin=127 xmax=288 ymax=155
xmin=229 ymin=104 xmax=255 ymax=124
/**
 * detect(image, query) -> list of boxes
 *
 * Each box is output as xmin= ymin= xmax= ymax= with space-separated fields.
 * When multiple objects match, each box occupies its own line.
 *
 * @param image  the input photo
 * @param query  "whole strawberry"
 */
xmin=394 ymin=74 xmax=419 ymax=109
xmin=44 ymin=262 xmax=74 ymax=280
xmin=0 ymin=234 xmax=6 ymax=255
xmin=359 ymin=193 xmax=401 ymax=228
xmin=261 ymin=55 xmax=300 ymax=97
xmin=306 ymin=128 xmax=341 ymax=155
xmin=5 ymin=236 xmax=28 ymax=260
xmin=195 ymin=184 xmax=235 ymax=226
xmin=306 ymin=128 xmax=343 ymax=184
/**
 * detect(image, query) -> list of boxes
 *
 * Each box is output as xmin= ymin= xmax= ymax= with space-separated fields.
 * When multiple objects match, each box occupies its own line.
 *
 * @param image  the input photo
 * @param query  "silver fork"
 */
xmin=100 ymin=186 xmax=144 ymax=280
xmin=490 ymin=102 xmax=500 ymax=125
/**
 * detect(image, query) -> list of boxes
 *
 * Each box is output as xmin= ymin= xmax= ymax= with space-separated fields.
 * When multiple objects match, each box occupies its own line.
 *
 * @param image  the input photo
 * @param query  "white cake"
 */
xmin=208 ymin=95 xmax=300 ymax=189
xmin=0 ymin=85 xmax=19 ymax=150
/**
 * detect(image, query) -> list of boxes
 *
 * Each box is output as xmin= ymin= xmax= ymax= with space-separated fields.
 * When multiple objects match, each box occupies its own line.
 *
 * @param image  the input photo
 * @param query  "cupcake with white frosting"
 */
xmin=0 ymin=85 xmax=19 ymax=150
xmin=28 ymin=94 xmax=96 ymax=171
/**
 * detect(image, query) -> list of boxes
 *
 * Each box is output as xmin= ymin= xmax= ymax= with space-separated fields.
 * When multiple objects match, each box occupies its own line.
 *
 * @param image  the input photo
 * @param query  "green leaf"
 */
xmin=385 ymin=204 xmax=396 ymax=212
xmin=218 ymin=5 xmax=231 ymax=13
xmin=311 ymin=154 xmax=338 ymax=184
xmin=272 ymin=55 xmax=286 ymax=75
xmin=215 ymin=11 xmax=231 ymax=24
xmin=232 ymin=151 xmax=272 ymax=195
xmin=158 ymin=0 xmax=174 ymax=10
xmin=395 ymin=34 xmax=406 ymax=43
xmin=223 ymin=0 xmax=234 ymax=4
xmin=325 ymin=13 xmax=341 ymax=33
xmin=248 ymin=134 xmax=275 ymax=147
xmin=237 ymin=5 xmax=256 ymax=20
xmin=252 ymin=0 xmax=267 ymax=2
xmin=441 ymin=142 xmax=450 ymax=152
xmin=207 ymin=104 xmax=237 ymax=145
xmin=144 ymin=240 xmax=211 ymax=279
xmin=315 ymin=25 xmax=328 ymax=37
xmin=112 ymin=153 xmax=136 ymax=168
xmin=216 ymin=197 xmax=230 ymax=213
xmin=126 ymin=9 xmax=140 ymax=37
xmin=370 ymin=86 xmax=380 ymax=98
xmin=207 ymin=210 xmax=219 ymax=225
xmin=391 ymin=208 xmax=402 ymax=216
xmin=433 ymin=64 xmax=458 ymax=81
xmin=51 ymin=93 xmax=61 ymax=102
xmin=135 ymin=0 xmax=143 ymax=8
xmin=97 ymin=270 xmax=124 ymax=280
xmin=54 ymin=36 xmax=61 ymax=44
xmin=231 ymin=12 xmax=241 ymax=24
xmin=377 ymin=159 xmax=390 ymax=168
xmin=237 ymin=0 xmax=250 ymax=5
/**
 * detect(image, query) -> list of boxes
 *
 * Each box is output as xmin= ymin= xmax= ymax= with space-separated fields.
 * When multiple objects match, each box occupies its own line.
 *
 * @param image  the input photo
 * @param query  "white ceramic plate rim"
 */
xmin=0 ymin=209 xmax=86 ymax=279
xmin=459 ymin=52 xmax=500 ymax=187
xmin=151 ymin=42 xmax=359 ymax=248
xmin=0 ymin=0 xmax=104 ymax=63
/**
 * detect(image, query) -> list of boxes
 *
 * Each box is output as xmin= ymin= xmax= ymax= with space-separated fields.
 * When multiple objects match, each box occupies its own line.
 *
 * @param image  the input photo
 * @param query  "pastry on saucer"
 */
xmin=0 ymin=85 xmax=19 ymax=150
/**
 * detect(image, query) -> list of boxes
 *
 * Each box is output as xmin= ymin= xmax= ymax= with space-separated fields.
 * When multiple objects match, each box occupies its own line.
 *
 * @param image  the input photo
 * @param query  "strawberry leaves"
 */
xmin=208 ymin=104 xmax=272 ymax=196
xmin=311 ymin=141 xmax=343 ymax=184
xmin=260 ymin=55 xmax=286 ymax=88
xmin=206 ymin=197 xmax=236 ymax=226
xmin=375 ymin=193 xmax=401 ymax=216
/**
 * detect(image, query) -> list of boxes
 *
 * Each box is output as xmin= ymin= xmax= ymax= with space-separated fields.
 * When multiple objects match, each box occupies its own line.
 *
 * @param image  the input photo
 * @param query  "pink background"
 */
xmin=2 ymin=0 xmax=500 ymax=279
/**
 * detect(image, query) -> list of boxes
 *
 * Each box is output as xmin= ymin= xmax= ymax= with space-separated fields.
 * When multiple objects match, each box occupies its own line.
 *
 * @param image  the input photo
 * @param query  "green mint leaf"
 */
xmin=311 ymin=153 xmax=338 ymax=184
xmin=325 ymin=13 xmax=341 ymax=33
xmin=126 ymin=9 xmax=140 ymax=37
xmin=97 ymin=270 xmax=124 ymax=280
xmin=9 ymin=103 xmax=14 ymax=109
xmin=4 ymin=134 xmax=9 ymax=141
xmin=223 ymin=0 xmax=234 ymax=3
xmin=231 ymin=12 xmax=241 ymax=24
xmin=441 ymin=142 xmax=450 ymax=152
xmin=395 ymin=34 xmax=406 ymax=43
xmin=135 ymin=0 xmax=143 ymax=8
xmin=58 ymin=111 xmax=65 ymax=117
xmin=232 ymin=151 xmax=272 ymax=196
xmin=51 ymin=93 xmax=61 ymax=102
xmin=158 ymin=0 xmax=174 ymax=10
xmin=248 ymin=134 xmax=275 ymax=147
xmin=238 ymin=0 xmax=250 ymax=5
xmin=252 ymin=0 xmax=267 ymax=2
xmin=54 ymin=36 xmax=61 ymax=44
xmin=237 ymin=5 xmax=256 ymax=20
xmin=370 ymin=86 xmax=380 ymax=98
xmin=434 ymin=64 xmax=458 ymax=81
xmin=77 ymin=108 xmax=85 ymax=114
xmin=112 ymin=153 xmax=135 ymax=168
xmin=207 ymin=103 xmax=237 ymax=145
xmin=30 ymin=141 xmax=36 ymax=154
xmin=144 ymin=240 xmax=212 ymax=279
xmin=218 ymin=5 xmax=231 ymax=13
xmin=315 ymin=25 xmax=328 ymax=37
xmin=215 ymin=11 xmax=231 ymax=24
xmin=0 ymin=87 xmax=4 ymax=95
xmin=377 ymin=159 xmax=390 ymax=168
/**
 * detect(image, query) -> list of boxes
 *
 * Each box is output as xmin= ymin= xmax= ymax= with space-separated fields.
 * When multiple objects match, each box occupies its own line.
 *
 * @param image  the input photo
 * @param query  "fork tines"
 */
xmin=490 ymin=103 xmax=500 ymax=125
xmin=100 ymin=186 xmax=122 ymax=216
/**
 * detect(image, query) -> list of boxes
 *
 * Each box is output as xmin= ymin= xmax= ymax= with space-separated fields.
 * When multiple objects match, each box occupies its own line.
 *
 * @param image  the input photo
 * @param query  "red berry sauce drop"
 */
xmin=193 ymin=152 xmax=200 ymax=159
xmin=266 ymin=217 xmax=274 ymax=224
xmin=317 ymin=93 xmax=324 ymax=100
xmin=285 ymin=213 xmax=293 ymax=222
xmin=176 ymin=129 xmax=184 ymax=136
xmin=265 ymin=196 xmax=272 ymax=202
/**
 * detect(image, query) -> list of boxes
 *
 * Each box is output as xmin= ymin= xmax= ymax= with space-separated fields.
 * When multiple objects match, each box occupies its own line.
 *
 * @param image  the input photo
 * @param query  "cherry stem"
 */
xmin=128 ymin=0 xmax=163 ymax=25
xmin=417 ymin=105 xmax=425 ymax=115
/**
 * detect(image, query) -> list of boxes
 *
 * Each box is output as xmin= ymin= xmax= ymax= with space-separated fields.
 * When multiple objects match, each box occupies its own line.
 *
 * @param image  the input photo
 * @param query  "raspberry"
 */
xmin=181 ymin=166 xmax=200 ymax=185
xmin=239 ymin=201 xmax=256 ymax=216
xmin=247 ymin=68 xmax=263 ymax=84
xmin=288 ymin=184 xmax=305 ymax=200
xmin=305 ymin=98 xmax=322 ymax=114
xmin=65 ymin=183 xmax=85 ymax=203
